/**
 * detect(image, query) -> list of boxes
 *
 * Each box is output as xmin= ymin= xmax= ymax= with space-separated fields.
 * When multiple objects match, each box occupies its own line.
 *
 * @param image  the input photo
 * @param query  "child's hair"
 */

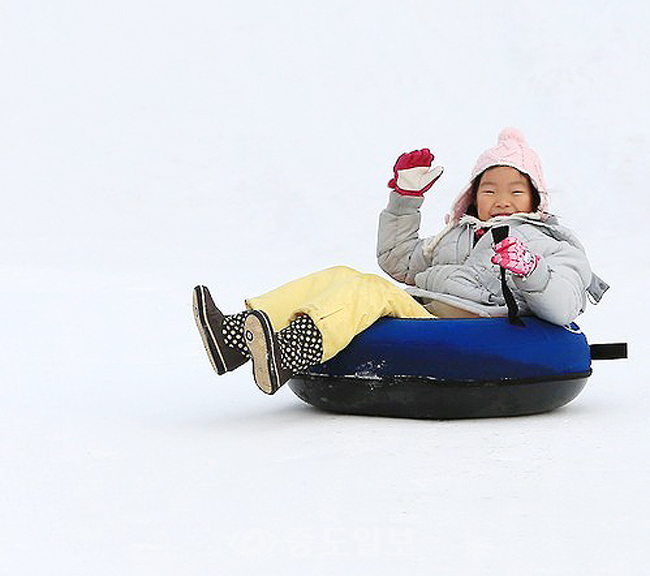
xmin=464 ymin=167 xmax=541 ymax=218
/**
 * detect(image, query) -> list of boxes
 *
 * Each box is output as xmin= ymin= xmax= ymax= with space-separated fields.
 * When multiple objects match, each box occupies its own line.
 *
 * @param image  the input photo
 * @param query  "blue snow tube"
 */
xmin=287 ymin=317 xmax=593 ymax=419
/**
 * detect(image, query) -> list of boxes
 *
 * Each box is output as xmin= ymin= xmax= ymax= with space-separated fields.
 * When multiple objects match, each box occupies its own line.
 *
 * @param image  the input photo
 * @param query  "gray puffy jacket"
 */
xmin=377 ymin=192 xmax=606 ymax=326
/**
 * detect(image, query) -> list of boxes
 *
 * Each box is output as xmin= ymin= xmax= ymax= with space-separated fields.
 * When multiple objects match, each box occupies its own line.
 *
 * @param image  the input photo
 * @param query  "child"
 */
xmin=377 ymin=128 xmax=606 ymax=323
xmin=193 ymin=128 xmax=606 ymax=395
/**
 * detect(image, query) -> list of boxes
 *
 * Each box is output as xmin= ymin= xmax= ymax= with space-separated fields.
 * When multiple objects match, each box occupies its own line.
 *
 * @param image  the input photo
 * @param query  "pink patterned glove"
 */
xmin=388 ymin=149 xmax=444 ymax=196
xmin=491 ymin=236 xmax=540 ymax=278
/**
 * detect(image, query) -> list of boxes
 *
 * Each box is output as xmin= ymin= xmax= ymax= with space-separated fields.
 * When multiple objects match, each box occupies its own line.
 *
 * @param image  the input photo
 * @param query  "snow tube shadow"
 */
xmin=288 ymin=317 xmax=594 ymax=420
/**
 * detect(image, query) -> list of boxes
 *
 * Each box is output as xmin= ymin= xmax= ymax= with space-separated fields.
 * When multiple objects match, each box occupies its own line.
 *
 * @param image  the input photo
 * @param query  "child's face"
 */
xmin=476 ymin=166 xmax=534 ymax=221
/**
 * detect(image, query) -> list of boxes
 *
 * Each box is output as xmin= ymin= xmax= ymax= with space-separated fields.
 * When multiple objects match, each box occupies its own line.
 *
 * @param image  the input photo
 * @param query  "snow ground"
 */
xmin=1 ymin=1 xmax=649 ymax=574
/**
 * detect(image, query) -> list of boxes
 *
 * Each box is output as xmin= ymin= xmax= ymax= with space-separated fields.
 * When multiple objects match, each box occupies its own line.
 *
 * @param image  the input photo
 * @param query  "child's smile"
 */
xmin=476 ymin=166 xmax=534 ymax=221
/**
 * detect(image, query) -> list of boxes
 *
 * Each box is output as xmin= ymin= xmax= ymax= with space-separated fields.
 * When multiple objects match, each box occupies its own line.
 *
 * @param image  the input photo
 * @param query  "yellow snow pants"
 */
xmin=245 ymin=266 xmax=433 ymax=362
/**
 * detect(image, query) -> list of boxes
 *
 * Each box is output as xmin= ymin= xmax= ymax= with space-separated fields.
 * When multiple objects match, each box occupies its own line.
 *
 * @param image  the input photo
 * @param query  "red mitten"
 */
xmin=491 ymin=236 xmax=540 ymax=277
xmin=388 ymin=149 xmax=444 ymax=196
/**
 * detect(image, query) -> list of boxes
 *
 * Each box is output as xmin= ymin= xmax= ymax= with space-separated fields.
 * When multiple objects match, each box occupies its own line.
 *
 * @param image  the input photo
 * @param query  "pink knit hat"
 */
xmin=446 ymin=128 xmax=549 ymax=223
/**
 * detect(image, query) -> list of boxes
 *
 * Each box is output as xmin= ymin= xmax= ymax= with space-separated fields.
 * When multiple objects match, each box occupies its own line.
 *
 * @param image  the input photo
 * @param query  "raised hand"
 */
xmin=388 ymin=149 xmax=444 ymax=196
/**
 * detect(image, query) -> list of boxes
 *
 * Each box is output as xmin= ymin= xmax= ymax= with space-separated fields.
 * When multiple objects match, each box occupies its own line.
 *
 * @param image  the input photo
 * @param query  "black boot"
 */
xmin=244 ymin=310 xmax=323 ymax=395
xmin=192 ymin=285 xmax=249 ymax=375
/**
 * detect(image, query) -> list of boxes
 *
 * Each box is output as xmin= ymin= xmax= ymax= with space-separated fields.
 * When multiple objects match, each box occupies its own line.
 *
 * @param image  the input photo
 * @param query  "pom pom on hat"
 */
xmin=497 ymin=127 xmax=526 ymax=143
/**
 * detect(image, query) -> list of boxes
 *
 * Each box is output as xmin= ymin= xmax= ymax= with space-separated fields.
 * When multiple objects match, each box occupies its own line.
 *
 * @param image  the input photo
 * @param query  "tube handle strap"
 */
xmin=492 ymin=226 xmax=525 ymax=327
xmin=590 ymin=343 xmax=628 ymax=360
